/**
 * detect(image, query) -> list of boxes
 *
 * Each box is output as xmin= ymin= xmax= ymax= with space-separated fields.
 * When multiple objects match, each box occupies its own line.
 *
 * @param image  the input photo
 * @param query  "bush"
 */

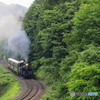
xmin=78 ymin=45 xmax=100 ymax=64
xmin=66 ymin=62 xmax=100 ymax=100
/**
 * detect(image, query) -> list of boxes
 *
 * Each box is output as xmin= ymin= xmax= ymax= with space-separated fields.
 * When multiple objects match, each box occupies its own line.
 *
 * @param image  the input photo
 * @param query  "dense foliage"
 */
xmin=23 ymin=0 xmax=100 ymax=99
xmin=0 ymin=65 xmax=20 ymax=100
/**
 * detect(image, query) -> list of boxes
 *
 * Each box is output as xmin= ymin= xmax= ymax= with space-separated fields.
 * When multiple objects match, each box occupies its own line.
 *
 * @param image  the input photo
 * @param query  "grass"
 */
xmin=0 ymin=64 xmax=21 ymax=100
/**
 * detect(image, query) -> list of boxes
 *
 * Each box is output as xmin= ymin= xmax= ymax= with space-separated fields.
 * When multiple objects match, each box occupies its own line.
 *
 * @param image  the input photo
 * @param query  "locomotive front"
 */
xmin=22 ymin=62 xmax=33 ymax=79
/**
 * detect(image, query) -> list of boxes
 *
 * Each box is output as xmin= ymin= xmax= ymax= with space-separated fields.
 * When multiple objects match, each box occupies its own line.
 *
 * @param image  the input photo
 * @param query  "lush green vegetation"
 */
xmin=0 ymin=65 xmax=20 ymax=100
xmin=23 ymin=0 xmax=100 ymax=99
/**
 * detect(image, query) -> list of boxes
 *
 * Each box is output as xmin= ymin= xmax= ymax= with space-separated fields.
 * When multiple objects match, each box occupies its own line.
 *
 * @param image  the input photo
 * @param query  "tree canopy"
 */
xmin=23 ymin=0 xmax=100 ymax=99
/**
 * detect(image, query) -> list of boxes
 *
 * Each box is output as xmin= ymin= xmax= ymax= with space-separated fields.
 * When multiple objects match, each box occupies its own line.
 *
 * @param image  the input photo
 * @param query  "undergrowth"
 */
xmin=0 ymin=64 xmax=20 ymax=100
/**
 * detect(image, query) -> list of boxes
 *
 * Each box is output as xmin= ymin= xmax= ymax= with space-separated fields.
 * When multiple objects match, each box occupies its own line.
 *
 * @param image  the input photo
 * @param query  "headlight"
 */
xmin=26 ymin=63 xmax=29 ymax=66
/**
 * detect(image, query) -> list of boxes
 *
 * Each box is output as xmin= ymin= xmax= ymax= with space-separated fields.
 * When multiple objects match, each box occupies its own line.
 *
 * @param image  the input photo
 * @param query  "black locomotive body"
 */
xmin=8 ymin=58 xmax=33 ymax=79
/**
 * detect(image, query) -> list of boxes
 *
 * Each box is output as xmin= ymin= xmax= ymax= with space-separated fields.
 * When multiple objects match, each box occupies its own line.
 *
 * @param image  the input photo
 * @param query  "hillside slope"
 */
xmin=0 ymin=64 xmax=20 ymax=100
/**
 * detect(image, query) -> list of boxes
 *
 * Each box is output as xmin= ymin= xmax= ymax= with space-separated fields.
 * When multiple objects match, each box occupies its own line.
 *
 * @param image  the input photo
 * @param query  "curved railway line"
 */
xmin=0 ymin=60 xmax=45 ymax=100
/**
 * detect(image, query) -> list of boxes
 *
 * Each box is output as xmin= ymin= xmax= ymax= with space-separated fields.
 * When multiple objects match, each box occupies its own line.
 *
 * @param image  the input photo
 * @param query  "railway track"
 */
xmin=0 ymin=60 xmax=45 ymax=100
xmin=16 ymin=79 xmax=40 ymax=100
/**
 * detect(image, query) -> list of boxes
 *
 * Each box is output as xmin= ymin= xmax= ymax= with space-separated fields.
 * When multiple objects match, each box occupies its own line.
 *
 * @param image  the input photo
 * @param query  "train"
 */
xmin=8 ymin=58 xmax=33 ymax=79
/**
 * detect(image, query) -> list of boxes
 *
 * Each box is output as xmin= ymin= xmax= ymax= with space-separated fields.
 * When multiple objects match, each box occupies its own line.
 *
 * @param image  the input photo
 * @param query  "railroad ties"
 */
xmin=15 ymin=79 xmax=45 ymax=100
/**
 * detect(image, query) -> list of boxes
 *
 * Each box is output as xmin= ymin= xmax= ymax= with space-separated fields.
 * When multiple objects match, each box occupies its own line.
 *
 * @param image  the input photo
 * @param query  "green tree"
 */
xmin=23 ymin=0 xmax=82 ymax=100
xmin=66 ymin=62 xmax=100 ymax=100
xmin=23 ymin=3 xmax=43 ymax=61
xmin=63 ymin=0 xmax=100 ymax=52
xmin=36 ymin=1 xmax=81 ymax=99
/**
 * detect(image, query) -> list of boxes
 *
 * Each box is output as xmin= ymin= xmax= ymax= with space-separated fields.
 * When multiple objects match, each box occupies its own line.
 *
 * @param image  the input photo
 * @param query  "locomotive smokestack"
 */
xmin=8 ymin=30 xmax=31 ymax=61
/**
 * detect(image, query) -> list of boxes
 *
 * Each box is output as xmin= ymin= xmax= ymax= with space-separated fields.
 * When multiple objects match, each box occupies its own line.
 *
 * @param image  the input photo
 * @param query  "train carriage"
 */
xmin=8 ymin=58 xmax=33 ymax=79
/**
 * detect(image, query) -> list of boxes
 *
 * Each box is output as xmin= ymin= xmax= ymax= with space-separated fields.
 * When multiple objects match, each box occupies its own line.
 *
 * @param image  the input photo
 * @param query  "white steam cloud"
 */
xmin=8 ymin=30 xmax=31 ymax=62
xmin=0 ymin=3 xmax=30 ymax=61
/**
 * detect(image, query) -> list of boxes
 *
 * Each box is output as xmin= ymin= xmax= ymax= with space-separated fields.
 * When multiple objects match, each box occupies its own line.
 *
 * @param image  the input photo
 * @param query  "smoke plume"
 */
xmin=8 ymin=30 xmax=31 ymax=62
xmin=0 ymin=3 xmax=27 ymax=39
xmin=0 ymin=3 xmax=30 ymax=61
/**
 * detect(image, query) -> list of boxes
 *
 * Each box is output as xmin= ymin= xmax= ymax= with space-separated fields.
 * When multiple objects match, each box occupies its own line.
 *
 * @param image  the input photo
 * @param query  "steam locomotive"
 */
xmin=8 ymin=58 xmax=33 ymax=79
